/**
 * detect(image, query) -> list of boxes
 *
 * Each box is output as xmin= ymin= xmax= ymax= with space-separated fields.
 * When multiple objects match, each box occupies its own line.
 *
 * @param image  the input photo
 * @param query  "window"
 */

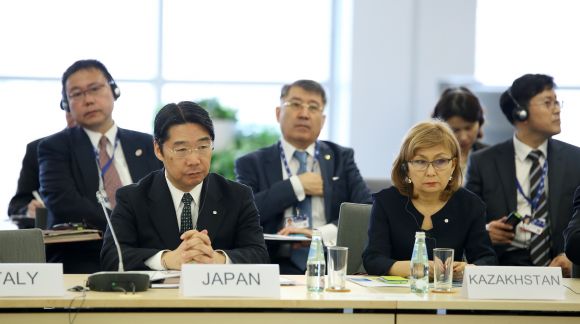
xmin=475 ymin=0 xmax=580 ymax=146
xmin=0 ymin=0 xmax=333 ymax=221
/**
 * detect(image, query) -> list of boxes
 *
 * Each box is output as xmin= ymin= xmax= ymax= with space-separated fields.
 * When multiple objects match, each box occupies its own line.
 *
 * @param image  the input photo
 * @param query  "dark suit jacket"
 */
xmin=100 ymin=171 xmax=269 ymax=271
xmin=38 ymin=126 xmax=161 ymax=231
xmin=466 ymin=138 xmax=580 ymax=262
xmin=564 ymin=186 xmax=580 ymax=264
xmin=234 ymin=141 xmax=372 ymax=235
xmin=8 ymin=138 xmax=42 ymax=216
xmin=363 ymin=187 xmax=497 ymax=275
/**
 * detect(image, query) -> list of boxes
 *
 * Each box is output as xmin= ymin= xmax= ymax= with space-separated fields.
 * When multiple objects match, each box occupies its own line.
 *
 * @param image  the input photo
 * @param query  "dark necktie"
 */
xmin=294 ymin=150 xmax=312 ymax=228
xmin=180 ymin=193 xmax=194 ymax=235
xmin=98 ymin=136 xmax=123 ymax=209
xmin=527 ymin=150 xmax=551 ymax=266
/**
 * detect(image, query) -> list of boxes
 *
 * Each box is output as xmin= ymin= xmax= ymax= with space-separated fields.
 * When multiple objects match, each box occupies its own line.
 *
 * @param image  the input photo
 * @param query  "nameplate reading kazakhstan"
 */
xmin=0 ymin=263 xmax=64 ymax=297
xmin=181 ymin=264 xmax=280 ymax=298
xmin=462 ymin=266 xmax=563 ymax=300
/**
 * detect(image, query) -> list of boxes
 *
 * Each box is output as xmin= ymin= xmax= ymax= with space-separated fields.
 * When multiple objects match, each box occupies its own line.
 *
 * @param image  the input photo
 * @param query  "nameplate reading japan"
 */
xmin=0 ymin=264 xmax=64 ymax=297
xmin=181 ymin=264 xmax=280 ymax=298
xmin=462 ymin=266 xmax=563 ymax=300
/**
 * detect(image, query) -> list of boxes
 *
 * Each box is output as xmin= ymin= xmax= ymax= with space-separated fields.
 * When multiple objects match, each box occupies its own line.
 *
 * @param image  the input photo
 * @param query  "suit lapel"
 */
xmin=148 ymin=170 xmax=181 ymax=248
xmin=265 ymin=144 xmax=283 ymax=185
xmin=71 ymin=128 xmax=100 ymax=197
xmin=318 ymin=142 xmax=334 ymax=223
xmin=495 ymin=140 xmax=517 ymax=212
xmin=118 ymin=128 xmax=149 ymax=182
xmin=195 ymin=174 xmax=226 ymax=242
xmin=547 ymin=139 xmax=564 ymax=229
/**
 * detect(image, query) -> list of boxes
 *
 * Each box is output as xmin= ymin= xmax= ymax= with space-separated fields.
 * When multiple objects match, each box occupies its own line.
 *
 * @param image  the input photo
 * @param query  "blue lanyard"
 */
xmin=515 ymin=159 xmax=548 ymax=211
xmin=278 ymin=141 xmax=320 ymax=177
xmin=94 ymin=135 xmax=120 ymax=177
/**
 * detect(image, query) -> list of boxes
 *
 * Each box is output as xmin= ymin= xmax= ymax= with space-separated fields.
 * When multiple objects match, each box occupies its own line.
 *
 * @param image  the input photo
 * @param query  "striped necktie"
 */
xmin=98 ymin=136 xmax=123 ymax=209
xmin=527 ymin=150 xmax=551 ymax=266
xmin=294 ymin=150 xmax=312 ymax=228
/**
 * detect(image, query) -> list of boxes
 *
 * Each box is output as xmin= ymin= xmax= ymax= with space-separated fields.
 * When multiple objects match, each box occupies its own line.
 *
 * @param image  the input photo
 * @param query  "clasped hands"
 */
xmin=162 ymin=229 xmax=225 ymax=270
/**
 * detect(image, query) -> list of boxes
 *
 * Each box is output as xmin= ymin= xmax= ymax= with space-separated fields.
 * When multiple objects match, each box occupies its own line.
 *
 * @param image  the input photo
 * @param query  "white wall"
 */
xmin=349 ymin=0 xmax=477 ymax=178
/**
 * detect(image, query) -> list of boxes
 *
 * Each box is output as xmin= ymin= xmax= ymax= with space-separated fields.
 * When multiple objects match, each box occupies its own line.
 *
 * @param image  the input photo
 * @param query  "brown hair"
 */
xmin=391 ymin=120 xmax=462 ymax=201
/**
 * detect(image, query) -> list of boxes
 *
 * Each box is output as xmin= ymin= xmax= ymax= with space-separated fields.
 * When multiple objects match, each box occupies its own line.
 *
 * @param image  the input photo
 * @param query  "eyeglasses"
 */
xmin=532 ymin=99 xmax=563 ymax=110
xmin=282 ymin=100 xmax=323 ymax=114
xmin=169 ymin=142 xmax=214 ymax=158
xmin=67 ymin=83 xmax=107 ymax=101
xmin=407 ymin=158 xmax=454 ymax=171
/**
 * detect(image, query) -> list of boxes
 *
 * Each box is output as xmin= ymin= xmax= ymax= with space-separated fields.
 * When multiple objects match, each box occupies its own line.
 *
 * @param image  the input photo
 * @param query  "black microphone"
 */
xmin=86 ymin=190 xmax=149 ymax=292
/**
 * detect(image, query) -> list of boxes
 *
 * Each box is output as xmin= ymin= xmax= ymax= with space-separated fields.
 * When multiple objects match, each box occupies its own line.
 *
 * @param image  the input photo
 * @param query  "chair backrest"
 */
xmin=0 ymin=228 xmax=46 ymax=263
xmin=337 ymin=202 xmax=372 ymax=274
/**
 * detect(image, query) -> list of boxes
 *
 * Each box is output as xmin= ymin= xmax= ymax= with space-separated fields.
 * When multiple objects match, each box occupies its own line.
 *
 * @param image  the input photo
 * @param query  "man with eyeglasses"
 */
xmin=38 ymin=59 xmax=161 ymax=273
xmin=101 ymin=101 xmax=269 ymax=271
xmin=466 ymin=74 xmax=580 ymax=276
xmin=235 ymin=79 xmax=372 ymax=274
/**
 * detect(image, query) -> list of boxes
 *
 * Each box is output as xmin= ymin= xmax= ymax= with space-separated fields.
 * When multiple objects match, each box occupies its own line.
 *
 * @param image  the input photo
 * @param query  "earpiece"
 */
xmin=60 ymin=80 xmax=121 ymax=111
xmin=400 ymin=162 xmax=408 ymax=174
xmin=508 ymin=89 xmax=528 ymax=122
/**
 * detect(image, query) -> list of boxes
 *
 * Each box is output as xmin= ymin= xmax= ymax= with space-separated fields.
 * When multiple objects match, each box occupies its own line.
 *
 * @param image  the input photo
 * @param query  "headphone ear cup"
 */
xmin=401 ymin=162 xmax=408 ymax=174
xmin=109 ymin=81 xmax=121 ymax=100
xmin=512 ymin=106 xmax=528 ymax=122
xmin=60 ymin=99 xmax=69 ymax=111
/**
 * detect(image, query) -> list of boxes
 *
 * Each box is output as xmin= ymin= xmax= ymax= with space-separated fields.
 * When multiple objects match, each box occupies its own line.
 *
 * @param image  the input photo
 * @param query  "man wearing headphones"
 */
xmin=466 ymin=74 xmax=580 ymax=276
xmin=38 ymin=59 xmax=161 ymax=273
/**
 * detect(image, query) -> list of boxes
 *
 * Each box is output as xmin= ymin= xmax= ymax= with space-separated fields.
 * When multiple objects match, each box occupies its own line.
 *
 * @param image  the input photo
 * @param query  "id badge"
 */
xmin=522 ymin=218 xmax=546 ymax=235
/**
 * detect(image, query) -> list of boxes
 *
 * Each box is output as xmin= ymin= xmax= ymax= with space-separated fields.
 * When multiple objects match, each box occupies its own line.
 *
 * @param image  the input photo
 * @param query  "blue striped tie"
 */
xmin=294 ymin=150 xmax=312 ymax=227
xmin=527 ymin=150 xmax=551 ymax=266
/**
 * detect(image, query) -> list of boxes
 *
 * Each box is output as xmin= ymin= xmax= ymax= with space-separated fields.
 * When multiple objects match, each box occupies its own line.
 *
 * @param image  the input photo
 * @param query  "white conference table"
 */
xmin=1 ymin=275 xmax=579 ymax=324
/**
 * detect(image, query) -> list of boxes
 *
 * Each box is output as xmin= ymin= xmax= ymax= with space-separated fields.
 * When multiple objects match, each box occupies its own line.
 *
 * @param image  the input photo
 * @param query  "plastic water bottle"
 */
xmin=410 ymin=231 xmax=429 ymax=293
xmin=306 ymin=229 xmax=326 ymax=292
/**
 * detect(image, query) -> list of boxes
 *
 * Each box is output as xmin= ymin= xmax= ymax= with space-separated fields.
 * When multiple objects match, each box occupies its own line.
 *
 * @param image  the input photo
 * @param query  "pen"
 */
xmin=32 ymin=190 xmax=46 ymax=207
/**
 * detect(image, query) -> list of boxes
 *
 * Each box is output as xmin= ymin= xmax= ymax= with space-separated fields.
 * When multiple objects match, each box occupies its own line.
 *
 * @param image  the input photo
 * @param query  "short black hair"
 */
xmin=280 ymin=80 xmax=327 ymax=105
xmin=432 ymin=87 xmax=485 ymax=127
xmin=61 ymin=59 xmax=115 ymax=103
xmin=154 ymin=101 xmax=215 ymax=148
xmin=499 ymin=74 xmax=556 ymax=125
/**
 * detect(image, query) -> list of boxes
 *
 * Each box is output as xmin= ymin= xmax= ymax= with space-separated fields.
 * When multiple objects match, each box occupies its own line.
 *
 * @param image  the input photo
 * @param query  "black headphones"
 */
xmin=60 ymin=80 xmax=121 ymax=111
xmin=400 ymin=162 xmax=408 ymax=174
xmin=507 ymin=89 xmax=528 ymax=122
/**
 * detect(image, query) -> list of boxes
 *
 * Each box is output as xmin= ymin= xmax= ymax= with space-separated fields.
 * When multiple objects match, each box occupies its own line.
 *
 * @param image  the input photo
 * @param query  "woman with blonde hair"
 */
xmin=363 ymin=120 xmax=496 ymax=277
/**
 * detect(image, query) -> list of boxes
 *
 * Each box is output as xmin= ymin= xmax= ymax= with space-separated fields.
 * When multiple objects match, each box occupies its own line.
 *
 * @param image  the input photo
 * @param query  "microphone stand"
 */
xmin=86 ymin=191 xmax=149 ymax=292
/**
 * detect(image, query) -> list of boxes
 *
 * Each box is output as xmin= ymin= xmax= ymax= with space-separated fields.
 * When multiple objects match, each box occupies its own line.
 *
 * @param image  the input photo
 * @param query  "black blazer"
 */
xmin=100 ymin=171 xmax=270 ymax=271
xmin=8 ymin=138 xmax=42 ymax=216
xmin=38 ymin=126 xmax=161 ymax=231
xmin=234 ymin=140 xmax=372 ymax=234
xmin=564 ymin=186 xmax=580 ymax=264
xmin=466 ymin=138 xmax=580 ymax=260
xmin=362 ymin=187 xmax=496 ymax=275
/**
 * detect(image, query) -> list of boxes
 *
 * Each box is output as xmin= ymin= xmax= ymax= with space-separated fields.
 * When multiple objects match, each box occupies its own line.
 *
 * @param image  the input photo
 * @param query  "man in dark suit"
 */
xmin=8 ymin=112 xmax=75 ymax=220
xmin=101 ymin=101 xmax=269 ymax=271
xmin=38 ymin=59 xmax=161 ymax=273
xmin=466 ymin=74 xmax=580 ymax=277
xmin=235 ymin=80 xmax=372 ymax=274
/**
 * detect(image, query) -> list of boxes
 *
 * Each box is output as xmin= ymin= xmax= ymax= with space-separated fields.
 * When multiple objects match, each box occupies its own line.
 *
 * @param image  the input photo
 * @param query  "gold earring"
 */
xmin=406 ymin=177 xmax=412 ymax=184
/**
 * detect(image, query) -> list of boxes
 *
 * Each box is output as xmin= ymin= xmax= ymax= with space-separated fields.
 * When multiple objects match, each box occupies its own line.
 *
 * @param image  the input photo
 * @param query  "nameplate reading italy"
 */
xmin=0 ymin=264 xmax=64 ymax=297
xmin=181 ymin=264 xmax=280 ymax=298
xmin=462 ymin=266 xmax=563 ymax=300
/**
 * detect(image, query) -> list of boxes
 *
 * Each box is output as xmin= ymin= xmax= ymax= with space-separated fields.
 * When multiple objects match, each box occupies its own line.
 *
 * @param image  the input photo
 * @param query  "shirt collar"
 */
xmin=513 ymin=133 xmax=548 ymax=163
xmin=83 ymin=123 xmax=118 ymax=149
xmin=280 ymin=138 xmax=316 ymax=159
xmin=164 ymin=169 xmax=203 ymax=212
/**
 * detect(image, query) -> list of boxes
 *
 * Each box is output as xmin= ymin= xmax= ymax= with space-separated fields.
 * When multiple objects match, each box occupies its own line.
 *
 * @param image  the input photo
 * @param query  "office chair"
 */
xmin=0 ymin=228 xmax=46 ymax=263
xmin=337 ymin=202 xmax=372 ymax=274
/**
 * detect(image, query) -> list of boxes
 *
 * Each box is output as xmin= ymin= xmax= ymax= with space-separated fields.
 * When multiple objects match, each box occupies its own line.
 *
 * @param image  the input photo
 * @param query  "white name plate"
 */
xmin=462 ymin=266 xmax=564 ymax=300
xmin=0 ymin=263 xmax=64 ymax=297
xmin=181 ymin=264 xmax=280 ymax=298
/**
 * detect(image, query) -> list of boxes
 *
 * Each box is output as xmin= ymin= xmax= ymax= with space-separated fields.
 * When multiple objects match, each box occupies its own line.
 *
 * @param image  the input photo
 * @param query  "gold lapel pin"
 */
xmin=324 ymin=154 xmax=331 ymax=160
xmin=135 ymin=149 xmax=143 ymax=157
xmin=212 ymin=210 xmax=217 ymax=215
